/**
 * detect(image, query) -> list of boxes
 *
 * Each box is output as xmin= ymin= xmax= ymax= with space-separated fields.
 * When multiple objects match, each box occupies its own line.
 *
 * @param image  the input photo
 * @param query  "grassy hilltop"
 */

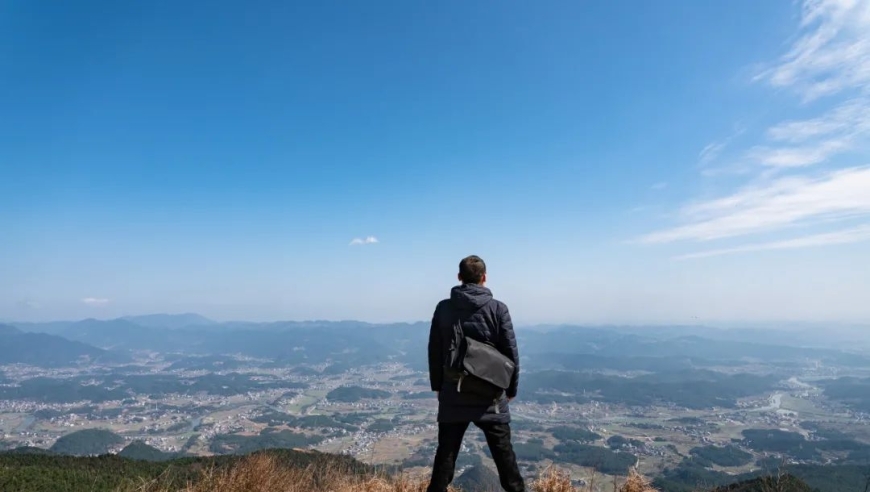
xmin=0 ymin=448 xmax=831 ymax=492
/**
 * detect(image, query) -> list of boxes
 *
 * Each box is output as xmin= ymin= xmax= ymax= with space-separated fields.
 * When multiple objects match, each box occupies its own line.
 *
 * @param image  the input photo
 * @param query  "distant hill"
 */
xmin=120 ymin=313 xmax=215 ymax=329
xmin=11 ymin=321 xmax=75 ymax=335
xmin=520 ymin=327 xmax=870 ymax=368
xmin=712 ymin=475 xmax=814 ymax=492
xmin=49 ymin=429 xmax=124 ymax=456
xmin=3 ymin=446 xmax=56 ymax=455
xmin=117 ymin=441 xmax=177 ymax=461
xmin=0 ymin=448 xmax=372 ymax=492
xmin=61 ymin=318 xmax=154 ymax=349
xmin=0 ymin=324 xmax=120 ymax=367
xmin=0 ymin=324 xmax=20 ymax=335
xmin=656 ymin=463 xmax=870 ymax=492
xmin=326 ymin=386 xmax=391 ymax=403
xmin=209 ymin=429 xmax=322 ymax=455
xmin=689 ymin=445 xmax=753 ymax=467
xmin=16 ymin=319 xmax=408 ymax=365
xmin=454 ymin=465 xmax=502 ymax=491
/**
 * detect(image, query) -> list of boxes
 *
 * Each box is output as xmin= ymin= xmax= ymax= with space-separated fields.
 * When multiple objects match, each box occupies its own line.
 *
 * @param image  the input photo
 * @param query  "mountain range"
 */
xmin=0 ymin=323 xmax=123 ymax=367
xmin=5 ymin=314 xmax=870 ymax=372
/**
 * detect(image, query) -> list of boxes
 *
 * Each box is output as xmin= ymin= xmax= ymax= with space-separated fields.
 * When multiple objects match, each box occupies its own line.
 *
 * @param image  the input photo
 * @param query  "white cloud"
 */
xmin=17 ymin=300 xmax=40 ymax=309
xmin=748 ymin=97 xmax=870 ymax=168
xmin=755 ymin=0 xmax=870 ymax=101
xmin=81 ymin=297 xmax=110 ymax=306
xmin=676 ymin=224 xmax=870 ymax=259
xmin=640 ymin=166 xmax=870 ymax=243
xmin=349 ymin=236 xmax=379 ymax=246
xmin=748 ymin=138 xmax=852 ymax=168
xmin=650 ymin=182 xmax=668 ymax=190
xmin=767 ymin=98 xmax=869 ymax=142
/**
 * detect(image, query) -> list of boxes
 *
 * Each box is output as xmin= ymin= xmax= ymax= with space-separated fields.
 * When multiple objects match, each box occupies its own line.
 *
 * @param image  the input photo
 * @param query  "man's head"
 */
xmin=458 ymin=255 xmax=487 ymax=285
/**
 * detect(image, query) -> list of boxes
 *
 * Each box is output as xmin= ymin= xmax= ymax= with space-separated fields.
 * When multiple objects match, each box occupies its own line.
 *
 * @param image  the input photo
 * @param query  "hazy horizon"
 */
xmin=6 ymin=311 xmax=870 ymax=333
xmin=3 ymin=0 xmax=870 ymax=324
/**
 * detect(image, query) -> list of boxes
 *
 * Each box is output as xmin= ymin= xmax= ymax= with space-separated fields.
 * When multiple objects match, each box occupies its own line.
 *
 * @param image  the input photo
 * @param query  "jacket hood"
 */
xmin=450 ymin=284 xmax=493 ymax=312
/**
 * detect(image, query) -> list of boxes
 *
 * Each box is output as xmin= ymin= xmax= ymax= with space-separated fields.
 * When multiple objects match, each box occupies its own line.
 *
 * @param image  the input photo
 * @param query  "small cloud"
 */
xmin=747 ymin=139 xmax=851 ymax=168
xmin=349 ymin=236 xmax=379 ymax=246
xmin=698 ymin=126 xmax=746 ymax=169
xmin=698 ymin=142 xmax=726 ymax=166
xmin=651 ymin=182 xmax=668 ymax=190
xmin=17 ymin=300 xmax=40 ymax=309
xmin=82 ymin=297 xmax=110 ymax=306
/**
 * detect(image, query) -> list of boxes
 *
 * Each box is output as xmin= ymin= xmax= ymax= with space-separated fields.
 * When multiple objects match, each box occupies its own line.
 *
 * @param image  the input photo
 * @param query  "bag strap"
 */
xmin=451 ymin=308 xmax=466 ymax=356
xmin=450 ymin=300 xmax=497 ymax=348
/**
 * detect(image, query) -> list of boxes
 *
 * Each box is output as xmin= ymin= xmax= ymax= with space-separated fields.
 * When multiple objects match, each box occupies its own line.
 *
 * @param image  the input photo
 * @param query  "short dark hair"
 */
xmin=459 ymin=255 xmax=487 ymax=284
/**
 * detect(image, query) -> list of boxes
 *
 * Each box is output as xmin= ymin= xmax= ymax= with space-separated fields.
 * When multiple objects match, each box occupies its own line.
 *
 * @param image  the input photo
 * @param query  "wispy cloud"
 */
xmin=754 ymin=0 xmax=870 ymax=101
xmin=650 ymin=182 xmax=668 ymax=190
xmin=698 ymin=141 xmax=727 ymax=167
xmin=697 ymin=126 xmax=747 ymax=174
xmin=640 ymin=0 xmax=870 ymax=258
xmin=81 ymin=297 xmax=110 ymax=306
xmin=677 ymin=224 xmax=870 ymax=259
xmin=748 ymin=97 xmax=870 ymax=168
xmin=747 ymin=138 xmax=852 ymax=168
xmin=767 ymin=98 xmax=869 ymax=142
xmin=641 ymin=166 xmax=870 ymax=243
xmin=349 ymin=236 xmax=379 ymax=246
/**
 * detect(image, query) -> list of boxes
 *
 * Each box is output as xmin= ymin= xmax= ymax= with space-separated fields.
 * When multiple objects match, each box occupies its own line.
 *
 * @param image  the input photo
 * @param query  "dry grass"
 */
xmin=530 ymin=466 xmax=576 ymax=492
xmin=617 ymin=470 xmax=658 ymax=492
xmin=122 ymin=454 xmax=451 ymax=492
xmin=121 ymin=454 xmax=659 ymax=492
xmin=528 ymin=466 xmax=656 ymax=492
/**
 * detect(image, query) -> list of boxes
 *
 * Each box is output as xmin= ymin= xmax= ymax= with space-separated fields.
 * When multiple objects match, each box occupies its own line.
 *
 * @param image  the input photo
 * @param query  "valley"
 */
xmin=2 ymin=318 xmax=870 ymax=491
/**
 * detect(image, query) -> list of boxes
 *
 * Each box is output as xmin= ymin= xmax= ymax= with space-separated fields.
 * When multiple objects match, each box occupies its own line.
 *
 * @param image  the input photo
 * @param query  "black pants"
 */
xmin=427 ymin=421 xmax=525 ymax=492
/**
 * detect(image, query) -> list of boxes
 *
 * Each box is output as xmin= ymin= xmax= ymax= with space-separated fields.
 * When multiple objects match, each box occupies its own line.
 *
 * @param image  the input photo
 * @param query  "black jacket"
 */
xmin=428 ymin=284 xmax=520 ymax=423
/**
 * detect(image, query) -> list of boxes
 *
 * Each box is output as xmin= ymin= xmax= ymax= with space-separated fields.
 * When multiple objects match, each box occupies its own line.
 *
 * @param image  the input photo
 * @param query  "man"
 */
xmin=427 ymin=255 xmax=524 ymax=492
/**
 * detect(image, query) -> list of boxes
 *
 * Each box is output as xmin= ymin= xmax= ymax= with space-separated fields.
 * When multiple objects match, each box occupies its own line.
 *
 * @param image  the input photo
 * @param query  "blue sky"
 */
xmin=2 ymin=0 xmax=869 ymax=324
